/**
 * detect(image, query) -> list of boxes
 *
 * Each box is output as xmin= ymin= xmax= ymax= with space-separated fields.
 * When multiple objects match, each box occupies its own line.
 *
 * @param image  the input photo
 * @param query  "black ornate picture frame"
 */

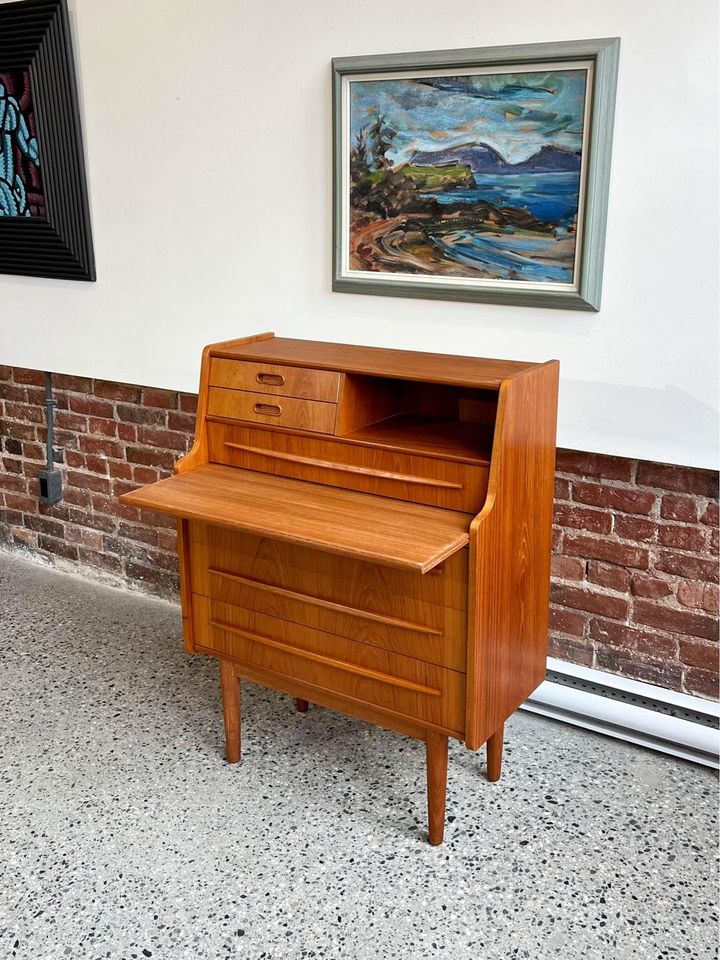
xmin=0 ymin=0 xmax=95 ymax=280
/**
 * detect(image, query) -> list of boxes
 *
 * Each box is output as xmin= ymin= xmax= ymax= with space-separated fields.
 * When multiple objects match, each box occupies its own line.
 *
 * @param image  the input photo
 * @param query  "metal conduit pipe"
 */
xmin=38 ymin=372 xmax=62 ymax=504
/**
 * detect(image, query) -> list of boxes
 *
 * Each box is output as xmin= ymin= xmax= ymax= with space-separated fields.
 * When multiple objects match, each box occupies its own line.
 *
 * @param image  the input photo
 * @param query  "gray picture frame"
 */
xmin=332 ymin=38 xmax=620 ymax=311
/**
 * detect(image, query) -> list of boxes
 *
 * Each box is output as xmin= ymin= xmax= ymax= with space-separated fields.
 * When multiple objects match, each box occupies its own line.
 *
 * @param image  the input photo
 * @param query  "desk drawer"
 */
xmin=192 ymin=595 xmax=465 ymax=735
xmin=207 ymin=387 xmax=337 ymax=434
xmin=210 ymin=358 xmax=340 ymax=402
xmin=207 ymin=422 xmax=488 ymax=512
xmin=189 ymin=522 xmax=468 ymax=616
xmin=199 ymin=564 xmax=466 ymax=671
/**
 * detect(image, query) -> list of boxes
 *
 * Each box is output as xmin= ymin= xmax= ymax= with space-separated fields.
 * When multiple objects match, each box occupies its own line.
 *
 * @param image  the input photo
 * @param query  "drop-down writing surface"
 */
xmin=120 ymin=463 xmax=470 ymax=573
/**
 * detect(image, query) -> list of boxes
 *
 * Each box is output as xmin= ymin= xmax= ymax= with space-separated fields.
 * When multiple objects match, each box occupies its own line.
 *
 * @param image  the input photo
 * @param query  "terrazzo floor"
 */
xmin=0 ymin=551 xmax=717 ymax=960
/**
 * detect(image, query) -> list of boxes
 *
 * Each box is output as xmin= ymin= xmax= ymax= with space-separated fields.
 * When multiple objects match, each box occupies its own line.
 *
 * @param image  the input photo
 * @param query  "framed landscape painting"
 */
xmin=333 ymin=39 xmax=619 ymax=310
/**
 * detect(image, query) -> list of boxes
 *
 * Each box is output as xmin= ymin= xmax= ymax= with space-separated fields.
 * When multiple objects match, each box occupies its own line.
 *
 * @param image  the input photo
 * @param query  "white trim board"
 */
xmin=522 ymin=657 xmax=720 ymax=769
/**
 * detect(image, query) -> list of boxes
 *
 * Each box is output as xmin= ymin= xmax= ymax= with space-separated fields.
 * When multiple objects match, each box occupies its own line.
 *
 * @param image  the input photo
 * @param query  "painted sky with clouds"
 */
xmin=349 ymin=68 xmax=588 ymax=165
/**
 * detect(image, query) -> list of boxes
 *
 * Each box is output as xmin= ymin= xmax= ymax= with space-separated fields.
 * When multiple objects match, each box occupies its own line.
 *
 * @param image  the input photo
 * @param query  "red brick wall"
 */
xmin=1 ymin=364 xmax=718 ymax=700
xmin=551 ymin=452 xmax=718 ymax=698
xmin=0 ymin=366 xmax=196 ymax=596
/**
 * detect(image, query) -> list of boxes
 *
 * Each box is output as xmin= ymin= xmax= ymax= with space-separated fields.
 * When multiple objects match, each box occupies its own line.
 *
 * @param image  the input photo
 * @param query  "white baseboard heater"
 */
xmin=522 ymin=658 xmax=720 ymax=769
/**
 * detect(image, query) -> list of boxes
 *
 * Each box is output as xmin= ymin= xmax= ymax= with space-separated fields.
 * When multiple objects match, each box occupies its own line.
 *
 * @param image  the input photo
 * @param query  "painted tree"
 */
xmin=350 ymin=110 xmax=423 ymax=219
xmin=368 ymin=111 xmax=396 ymax=171
xmin=350 ymin=127 xmax=369 ymax=184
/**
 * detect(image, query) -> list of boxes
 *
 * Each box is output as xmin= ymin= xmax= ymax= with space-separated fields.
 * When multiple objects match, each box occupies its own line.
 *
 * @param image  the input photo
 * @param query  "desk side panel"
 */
xmin=173 ymin=331 xmax=275 ymax=651
xmin=177 ymin=518 xmax=195 ymax=652
xmin=465 ymin=361 xmax=559 ymax=751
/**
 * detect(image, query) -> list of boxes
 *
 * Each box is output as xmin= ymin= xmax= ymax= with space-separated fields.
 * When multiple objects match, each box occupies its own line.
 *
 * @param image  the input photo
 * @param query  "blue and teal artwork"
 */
xmin=0 ymin=70 xmax=44 ymax=219
xmin=347 ymin=66 xmax=589 ymax=287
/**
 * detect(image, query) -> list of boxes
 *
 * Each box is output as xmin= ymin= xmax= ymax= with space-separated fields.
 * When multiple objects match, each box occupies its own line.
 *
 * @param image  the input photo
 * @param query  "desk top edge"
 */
xmin=211 ymin=336 xmax=554 ymax=388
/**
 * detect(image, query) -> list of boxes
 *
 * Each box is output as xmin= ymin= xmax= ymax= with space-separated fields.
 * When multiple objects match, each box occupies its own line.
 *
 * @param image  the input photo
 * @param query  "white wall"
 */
xmin=1 ymin=0 xmax=717 ymax=469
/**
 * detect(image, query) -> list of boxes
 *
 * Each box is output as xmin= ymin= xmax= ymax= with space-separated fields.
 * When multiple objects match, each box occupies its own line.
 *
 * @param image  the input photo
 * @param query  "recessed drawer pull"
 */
xmin=256 ymin=372 xmax=285 ymax=386
xmin=253 ymin=402 xmax=282 ymax=417
xmin=209 ymin=619 xmax=443 ymax=697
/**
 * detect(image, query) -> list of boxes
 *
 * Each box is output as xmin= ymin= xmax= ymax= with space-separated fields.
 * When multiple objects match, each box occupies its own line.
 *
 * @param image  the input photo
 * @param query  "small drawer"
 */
xmin=210 ymin=358 xmax=340 ymax=402
xmin=207 ymin=387 xmax=337 ymax=434
xmin=192 ymin=594 xmax=466 ymax=735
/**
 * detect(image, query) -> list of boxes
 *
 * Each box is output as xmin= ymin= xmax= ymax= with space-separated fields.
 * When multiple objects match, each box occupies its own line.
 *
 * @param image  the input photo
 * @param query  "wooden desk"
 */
xmin=121 ymin=333 xmax=559 ymax=845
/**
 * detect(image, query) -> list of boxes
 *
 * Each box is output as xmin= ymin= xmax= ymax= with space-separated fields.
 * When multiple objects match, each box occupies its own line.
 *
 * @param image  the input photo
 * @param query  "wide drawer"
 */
xmin=192 ymin=594 xmax=466 ymax=735
xmin=210 ymin=358 xmax=340 ymax=402
xmin=188 ymin=522 xmax=468 ymax=616
xmin=207 ymin=387 xmax=337 ymax=434
xmin=207 ymin=422 xmax=488 ymax=512
xmin=197 ymin=563 xmax=466 ymax=671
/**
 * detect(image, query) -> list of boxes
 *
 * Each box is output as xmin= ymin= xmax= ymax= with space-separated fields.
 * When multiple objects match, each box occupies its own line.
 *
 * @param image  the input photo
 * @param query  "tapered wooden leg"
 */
xmin=295 ymin=698 xmax=309 ymax=713
xmin=487 ymin=723 xmax=504 ymax=782
xmin=426 ymin=732 xmax=448 ymax=846
xmin=219 ymin=660 xmax=241 ymax=763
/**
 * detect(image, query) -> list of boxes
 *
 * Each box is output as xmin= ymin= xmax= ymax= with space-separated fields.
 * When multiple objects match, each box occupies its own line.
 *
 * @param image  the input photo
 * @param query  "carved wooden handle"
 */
xmin=256 ymin=372 xmax=285 ymax=386
xmin=253 ymin=402 xmax=282 ymax=417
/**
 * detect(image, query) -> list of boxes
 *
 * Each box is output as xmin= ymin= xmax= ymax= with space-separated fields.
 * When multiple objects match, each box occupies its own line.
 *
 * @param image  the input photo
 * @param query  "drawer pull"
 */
xmin=223 ymin=442 xmax=464 ymax=490
xmin=207 ymin=567 xmax=443 ymax=636
xmin=209 ymin=619 xmax=443 ymax=697
xmin=256 ymin=372 xmax=285 ymax=386
xmin=253 ymin=402 xmax=282 ymax=417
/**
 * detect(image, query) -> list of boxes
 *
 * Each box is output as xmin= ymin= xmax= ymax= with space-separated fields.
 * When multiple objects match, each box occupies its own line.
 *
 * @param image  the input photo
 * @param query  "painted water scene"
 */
xmin=344 ymin=64 xmax=590 ymax=291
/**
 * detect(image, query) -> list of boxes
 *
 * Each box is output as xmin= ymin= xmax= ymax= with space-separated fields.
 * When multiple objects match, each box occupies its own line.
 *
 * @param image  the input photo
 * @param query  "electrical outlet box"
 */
xmin=38 ymin=468 xmax=62 ymax=504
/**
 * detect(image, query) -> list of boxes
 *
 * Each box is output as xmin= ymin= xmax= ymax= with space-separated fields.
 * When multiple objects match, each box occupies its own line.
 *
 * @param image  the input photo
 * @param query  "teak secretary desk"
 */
xmin=121 ymin=334 xmax=559 ymax=845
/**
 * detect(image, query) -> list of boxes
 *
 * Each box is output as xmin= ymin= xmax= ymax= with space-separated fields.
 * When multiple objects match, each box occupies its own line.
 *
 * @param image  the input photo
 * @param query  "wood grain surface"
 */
xmin=126 ymin=332 xmax=560 ymax=844
xmin=465 ymin=361 xmax=559 ymax=750
xmin=206 ymin=422 xmax=488 ymax=511
xmin=207 ymin=387 xmax=337 ymax=434
xmin=175 ymin=332 xmax=274 ymax=475
xmin=193 ymin=595 xmax=466 ymax=734
xmin=120 ymin=464 xmax=470 ymax=572
xmin=197 ymin=565 xmax=467 ymax=672
xmin=213 ymin=336 xmax=536 ymax=388
xmin=210 ymin=357 xmax=341 ymax=402
xmin=219 ymin=659 xmax=241 ymax=763
xmin=426 ymin=732 xmax=449 ymax=845
xmin=223 ymin=657 xmax=438 ymax=741
xmin=344 ymin=414 xmax=492 ymax=464
xmin=188 ymin=522 xmax=469 ymax=614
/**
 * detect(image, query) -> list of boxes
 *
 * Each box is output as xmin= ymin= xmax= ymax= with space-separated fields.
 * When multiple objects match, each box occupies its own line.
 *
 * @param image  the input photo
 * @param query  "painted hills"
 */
xmin=409 ymin=142 xmax=581 ymax=175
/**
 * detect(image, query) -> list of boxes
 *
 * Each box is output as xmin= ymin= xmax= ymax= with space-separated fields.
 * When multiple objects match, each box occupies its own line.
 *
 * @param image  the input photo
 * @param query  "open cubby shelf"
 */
xmin=343 ymin=414 xmax=493 ymax=465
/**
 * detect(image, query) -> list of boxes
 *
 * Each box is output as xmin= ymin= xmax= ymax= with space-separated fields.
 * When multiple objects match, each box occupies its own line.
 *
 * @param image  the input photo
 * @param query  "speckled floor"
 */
xmin=0 ymin=551 xmax=717 ymax=960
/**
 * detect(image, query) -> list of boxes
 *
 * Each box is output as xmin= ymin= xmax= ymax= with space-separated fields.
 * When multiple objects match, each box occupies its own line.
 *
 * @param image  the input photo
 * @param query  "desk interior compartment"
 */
xmin=336 ymin=375 xmax=497 ymax=464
